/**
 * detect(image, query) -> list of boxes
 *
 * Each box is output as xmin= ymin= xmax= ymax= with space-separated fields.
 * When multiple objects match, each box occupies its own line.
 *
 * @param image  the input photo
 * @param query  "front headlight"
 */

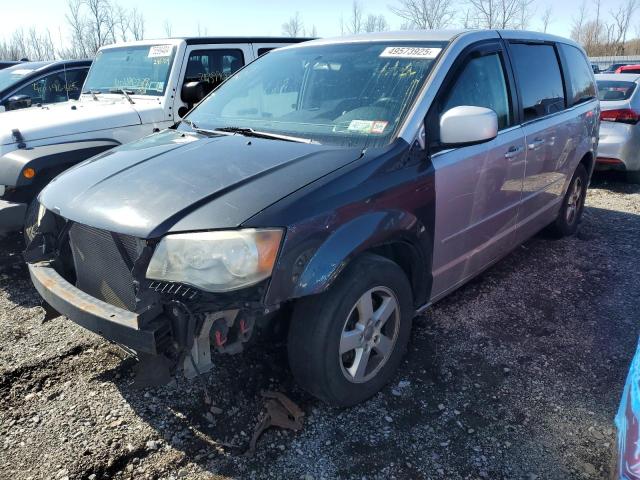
xmin=146 ymin=228 xmax=283 ymax=292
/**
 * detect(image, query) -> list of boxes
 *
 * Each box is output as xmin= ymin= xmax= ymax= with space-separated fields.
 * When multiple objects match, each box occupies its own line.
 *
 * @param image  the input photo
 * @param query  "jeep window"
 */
xmin=83 ymin=45 xmax=176 ymax=96
xmin=597 ymin=80 xmax=637 ymax=101
xmin=184 ymin=49 xmax=244 ymax=89
xmin=441 ymin=52 xmax=513 ymax=130
xmin=64 ymin=68 xmax=89 ymax=100
xmin=509 ymin=43 xmax=566 ymax=121
xmin=560 ymin=44 xmax=596 ymax=106
xmin=184 ymin=42 xmax=446 ymax=147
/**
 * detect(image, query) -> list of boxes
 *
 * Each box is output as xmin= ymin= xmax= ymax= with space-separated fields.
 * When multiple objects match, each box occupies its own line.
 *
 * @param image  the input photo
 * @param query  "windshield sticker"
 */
xmin=371 ymin=121 xmax=388 ymax=134
xmin=347 ymin=120 xmax=389 ymax=135
xmin=379 ymin=47 xmax=442 ymax=59
xmin=148 ymin=45 xmax=173 ymax=58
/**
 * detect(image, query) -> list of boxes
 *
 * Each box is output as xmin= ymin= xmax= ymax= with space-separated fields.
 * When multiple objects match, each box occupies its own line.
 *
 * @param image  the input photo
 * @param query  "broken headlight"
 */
xmin=146 ymin=229 xmax=283 ymax=292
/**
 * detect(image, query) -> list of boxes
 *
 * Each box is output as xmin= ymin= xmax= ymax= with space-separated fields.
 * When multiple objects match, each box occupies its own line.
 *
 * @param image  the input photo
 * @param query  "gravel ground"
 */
xmin=1 ymin=173 xmax=639 ymax=480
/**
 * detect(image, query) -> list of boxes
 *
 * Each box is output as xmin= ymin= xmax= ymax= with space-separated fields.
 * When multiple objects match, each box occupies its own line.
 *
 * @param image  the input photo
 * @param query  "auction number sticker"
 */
xmin=379 ymin=47 xmax=442 ymax=59
xmin=148 ymin=45 xmax=173 ymax=58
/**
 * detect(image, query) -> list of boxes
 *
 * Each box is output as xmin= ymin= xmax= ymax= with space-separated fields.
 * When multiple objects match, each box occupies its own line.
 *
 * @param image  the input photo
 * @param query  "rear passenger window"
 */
xmin=64 ymin=68 xmax=89 ymax=100
xmin=185 ymin=49 xmax=244 ymax=88
xmin=560 ymin=44 xmax=596 ymax=106
xmin=442 ymin=52 xmax=512 ymax=130
xmin=509 ymin=43 xmax=565 ymax=121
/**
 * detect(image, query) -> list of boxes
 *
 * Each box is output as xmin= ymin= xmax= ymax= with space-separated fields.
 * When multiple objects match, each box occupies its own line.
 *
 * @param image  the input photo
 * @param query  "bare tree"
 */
xmin=515 ymin=0 xmax=535 ymax=29
xmin=571 ymin=0 xmax=588 ymax=43
xmin=196 ymin=22 xmax=208 ymax=36
xmin=163 ymin=19 xmax=173 ymax=37
xmin=610 ymin=0 xmax=638 ymax=53
xmin=306 ymin=24 xmax=318 ymax=37
xmin=390 ymin=0 xmax=456 ymax=30
xmin=130 ymin=7 xmax=145 ymax=41
xmin=347 ymin=1 xmax=364 ymax=34
xmin=282 ymin=12 xmax=304 ymax=36
xmin=364 ymin=14 xmax=389 ymax=32
xmin=540 ymin=5 xmax=553 ymax=33
xmin=114 ymin=5 xmax=130 ymax=42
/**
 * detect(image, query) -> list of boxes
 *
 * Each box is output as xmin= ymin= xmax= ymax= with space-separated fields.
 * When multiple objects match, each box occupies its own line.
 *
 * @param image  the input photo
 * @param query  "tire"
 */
xmin=287 ymin=253 xmax=413 ymax=407
xmin=23 ymin=198 xmax=39 ymax=246
xmin=626 ymin=170 xmax=640 ymax=184
xmin=548 ymin=164 xmax=588 ymax=238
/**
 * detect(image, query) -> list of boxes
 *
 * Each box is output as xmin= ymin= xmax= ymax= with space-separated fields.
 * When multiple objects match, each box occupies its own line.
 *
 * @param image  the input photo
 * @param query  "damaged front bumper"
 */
xmin=28 ymin=261 xmax=171 ymax=354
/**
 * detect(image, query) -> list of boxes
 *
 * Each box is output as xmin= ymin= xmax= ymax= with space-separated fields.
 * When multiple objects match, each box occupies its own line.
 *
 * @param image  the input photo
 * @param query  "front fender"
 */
xmin=0 ymin=139 xmax=119 ymax=187
xmin=267 ymin=209 xmax=430 ymax=306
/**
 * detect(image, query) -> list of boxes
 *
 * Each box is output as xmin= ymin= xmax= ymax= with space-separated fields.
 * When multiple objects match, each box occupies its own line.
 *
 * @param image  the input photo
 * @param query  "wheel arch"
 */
xmin=272 ymin=210 xmax=433 ymax=309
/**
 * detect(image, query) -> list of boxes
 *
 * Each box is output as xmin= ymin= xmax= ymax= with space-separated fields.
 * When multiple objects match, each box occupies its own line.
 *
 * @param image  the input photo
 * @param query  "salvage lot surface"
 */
xmin=1 ymin=175 xmax=639 ymax=480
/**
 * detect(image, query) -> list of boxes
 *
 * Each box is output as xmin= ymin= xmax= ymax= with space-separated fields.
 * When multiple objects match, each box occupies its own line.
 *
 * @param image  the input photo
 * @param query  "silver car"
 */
xmin=596 ymin=73 xmax=640 ymax=182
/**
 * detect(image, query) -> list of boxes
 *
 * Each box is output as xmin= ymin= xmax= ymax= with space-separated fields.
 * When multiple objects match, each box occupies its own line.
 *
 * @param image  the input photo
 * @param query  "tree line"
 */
xmin=2 ymin=0 xmax=640 ymax=61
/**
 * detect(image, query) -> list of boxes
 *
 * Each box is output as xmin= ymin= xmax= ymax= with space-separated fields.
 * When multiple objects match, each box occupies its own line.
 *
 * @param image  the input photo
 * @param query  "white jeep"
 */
xmin=0 ymin=36 xmax=307 ymax=233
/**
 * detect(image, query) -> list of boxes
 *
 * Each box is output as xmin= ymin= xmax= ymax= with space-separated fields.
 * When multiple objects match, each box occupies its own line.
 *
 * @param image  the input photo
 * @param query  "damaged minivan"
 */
xmin=26 ymin=30 xmax=598 ymax=406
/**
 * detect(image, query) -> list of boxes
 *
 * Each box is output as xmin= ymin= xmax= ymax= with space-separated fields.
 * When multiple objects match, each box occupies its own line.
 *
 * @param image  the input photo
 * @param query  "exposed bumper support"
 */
xmin=28 ymin=262 xmax=169 ymax=354
xmin=0 ymin=199 xmax=26 ymax=233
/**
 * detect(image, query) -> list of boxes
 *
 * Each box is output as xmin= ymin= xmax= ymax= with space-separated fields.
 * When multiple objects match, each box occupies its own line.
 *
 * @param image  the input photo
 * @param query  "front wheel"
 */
xmin=548 ymin=164 xmax=588 ymax=238
xmin=287 ymin=253 xmax=413 ymax=407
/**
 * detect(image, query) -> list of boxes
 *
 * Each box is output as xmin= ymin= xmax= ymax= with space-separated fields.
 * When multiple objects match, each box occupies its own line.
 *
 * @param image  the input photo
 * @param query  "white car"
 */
xmin=0 ymin=36 xmax=308 ymax=233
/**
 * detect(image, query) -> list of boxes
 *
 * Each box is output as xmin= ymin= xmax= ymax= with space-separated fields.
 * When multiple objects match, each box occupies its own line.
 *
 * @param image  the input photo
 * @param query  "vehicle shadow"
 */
xmin=0 ymin=231 xmax=44 ymax=311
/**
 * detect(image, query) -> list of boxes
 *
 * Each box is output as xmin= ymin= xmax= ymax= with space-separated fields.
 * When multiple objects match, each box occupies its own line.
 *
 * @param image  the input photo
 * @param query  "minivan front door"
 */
xmin=428 ymin=43 xmax=526 ymax=301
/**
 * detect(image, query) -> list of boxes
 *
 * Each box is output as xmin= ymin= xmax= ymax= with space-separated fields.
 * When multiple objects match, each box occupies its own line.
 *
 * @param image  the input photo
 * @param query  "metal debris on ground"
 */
xmin=247 ymin=391 xmax=305 ymax=455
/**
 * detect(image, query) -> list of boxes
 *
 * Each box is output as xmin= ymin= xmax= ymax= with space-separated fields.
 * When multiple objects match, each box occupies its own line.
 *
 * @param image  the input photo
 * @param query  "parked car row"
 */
xmin=1 ymin=29 xmax=597 ymax=407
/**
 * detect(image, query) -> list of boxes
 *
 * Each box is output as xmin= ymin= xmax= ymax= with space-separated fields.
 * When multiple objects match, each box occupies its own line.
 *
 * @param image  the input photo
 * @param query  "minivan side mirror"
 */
xmin=6 ymin=94 xmax=32 ymax=111
xmin=439 ymin=106 xmax=498 ymax=146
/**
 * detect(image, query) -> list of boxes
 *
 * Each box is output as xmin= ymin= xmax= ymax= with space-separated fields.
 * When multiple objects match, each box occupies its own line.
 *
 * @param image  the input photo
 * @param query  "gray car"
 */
xmin=26 ymin=30 xmax=599 ymax=406
xmin=595 ymin=73 xmax=640 ymax=182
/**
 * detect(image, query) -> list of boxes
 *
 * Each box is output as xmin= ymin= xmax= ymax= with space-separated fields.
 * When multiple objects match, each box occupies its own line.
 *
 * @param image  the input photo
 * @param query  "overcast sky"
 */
xmin=0 ymin=0 xmax=611 ymax=46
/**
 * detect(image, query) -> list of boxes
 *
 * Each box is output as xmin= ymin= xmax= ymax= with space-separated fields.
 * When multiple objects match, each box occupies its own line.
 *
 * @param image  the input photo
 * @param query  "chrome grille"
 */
xmin=68 ymin=223 xmax=140 ymax=311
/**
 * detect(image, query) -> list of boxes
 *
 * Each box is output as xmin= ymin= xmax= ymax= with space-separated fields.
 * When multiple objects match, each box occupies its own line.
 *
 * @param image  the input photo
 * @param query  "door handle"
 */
xmin=528 ymin=138 xmax=545 ymax=150
xmin=504 ymin=145 xmax=524 ymax=159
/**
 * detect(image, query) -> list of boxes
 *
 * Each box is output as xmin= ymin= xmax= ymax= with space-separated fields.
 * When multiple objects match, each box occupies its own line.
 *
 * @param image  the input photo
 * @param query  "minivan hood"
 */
xmin=40 ymin=129 xmax=363 ymax=238
xmin=0 ymin=97 xmax=142 ymax=146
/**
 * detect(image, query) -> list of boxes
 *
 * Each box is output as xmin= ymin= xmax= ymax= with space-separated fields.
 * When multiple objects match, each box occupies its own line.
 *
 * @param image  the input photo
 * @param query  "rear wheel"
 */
xmin=548 ymin=164 xmax=588 ymax=237
xmin=287 ymin=253 xmax=413 ymax=407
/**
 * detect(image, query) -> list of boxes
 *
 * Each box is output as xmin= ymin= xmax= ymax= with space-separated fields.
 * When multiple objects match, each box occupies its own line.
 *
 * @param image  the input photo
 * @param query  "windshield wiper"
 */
xmin=181 ymin=119 xmax=223 ymax=137
xmin=82 ymin=90 xmax=100 ymax=101
xmin=109 ymin=88 xmax=135 ymax=104
xmin=214 ymin=127 xmax=317 ymax=144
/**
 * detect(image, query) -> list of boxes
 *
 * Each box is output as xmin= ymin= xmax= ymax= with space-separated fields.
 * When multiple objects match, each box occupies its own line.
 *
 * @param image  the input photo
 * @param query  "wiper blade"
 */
xmin=214 ymin=127 xmax=318 ymax=144
xmin=108 ymin=88 xmax=135 ymax=104
xmin=82 ymin=90 xmax=100 ymax=101
xmin=181 ymin=119 xmax=223 ymax=137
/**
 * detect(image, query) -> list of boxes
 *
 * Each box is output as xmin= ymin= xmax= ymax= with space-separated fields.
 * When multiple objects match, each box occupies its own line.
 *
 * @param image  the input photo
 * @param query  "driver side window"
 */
xmin=442 ymin=52 xmax=513 ymax=130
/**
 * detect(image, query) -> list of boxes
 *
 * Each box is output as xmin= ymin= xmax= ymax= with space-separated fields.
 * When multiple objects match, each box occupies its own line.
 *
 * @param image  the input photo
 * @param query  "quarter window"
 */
xmin=441 ymin=52 xmax=512 ymax=130
xmin=560 ymin=44 xmax=596 ymax=106
xmin=509 ymin=43 xmax=565 ymax=121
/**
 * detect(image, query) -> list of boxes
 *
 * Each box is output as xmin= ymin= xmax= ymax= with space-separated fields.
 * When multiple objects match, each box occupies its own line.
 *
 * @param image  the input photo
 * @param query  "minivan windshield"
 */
xmin=597 ymin=80 xmax=637 ymax=101
xmin=83 ymin=44 xmax=175 ymax=96
xmin=185 ymin=42 xmax=446 ymax=147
